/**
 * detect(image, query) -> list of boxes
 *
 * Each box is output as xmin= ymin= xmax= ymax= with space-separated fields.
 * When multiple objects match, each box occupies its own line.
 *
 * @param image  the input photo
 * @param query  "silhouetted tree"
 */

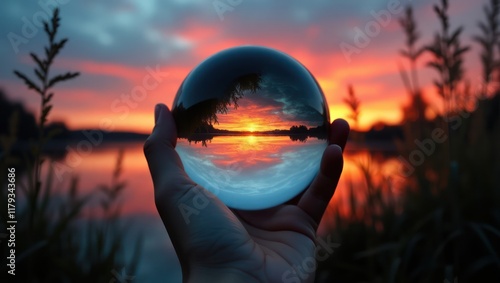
xmin=289 ymin=125 xmax=308 ymax=133
xmin=0 ymin=89 xmax=37 ymax=141
xmin=173 ymin=73 xmax=262 ymax=139
xmin=289 ymin=135 xmax=308 ymax=142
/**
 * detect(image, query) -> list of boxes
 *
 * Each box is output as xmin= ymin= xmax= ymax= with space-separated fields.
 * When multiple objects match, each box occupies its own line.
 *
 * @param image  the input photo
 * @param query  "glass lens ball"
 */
xmin=172 ymin=46 xmax=330 ymax=210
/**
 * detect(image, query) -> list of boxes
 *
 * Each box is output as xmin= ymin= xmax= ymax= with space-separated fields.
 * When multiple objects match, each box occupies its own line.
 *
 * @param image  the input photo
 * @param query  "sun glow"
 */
xmin=248 ymin=124 xmax=256 ymax=132
xmin=247 ymin=135 xmax=256 ymax=144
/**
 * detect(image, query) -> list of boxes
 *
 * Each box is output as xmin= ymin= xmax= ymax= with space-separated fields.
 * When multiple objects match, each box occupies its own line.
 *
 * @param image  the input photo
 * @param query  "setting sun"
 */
xmin=248 ymin=124 xmax=256 ymax=132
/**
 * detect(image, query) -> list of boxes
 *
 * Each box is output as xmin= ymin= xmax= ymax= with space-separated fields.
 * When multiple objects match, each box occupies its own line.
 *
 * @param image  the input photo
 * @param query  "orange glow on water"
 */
xmin=179 ymin=135 xmax=301 ymax=171
xmin=52 ymin=141 xmax=399 ymax=222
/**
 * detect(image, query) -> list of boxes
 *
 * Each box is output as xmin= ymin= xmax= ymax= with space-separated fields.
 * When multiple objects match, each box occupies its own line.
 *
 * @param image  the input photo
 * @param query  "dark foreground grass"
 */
xmin=0 ymin=9 xmax=141 ymax=283
xmin=317 ymin=1 xmax=500 ymax=282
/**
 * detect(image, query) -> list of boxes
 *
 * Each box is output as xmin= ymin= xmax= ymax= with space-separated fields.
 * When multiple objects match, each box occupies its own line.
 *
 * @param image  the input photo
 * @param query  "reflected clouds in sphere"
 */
xmin=172 ymin=46 xmax=330 ymax=210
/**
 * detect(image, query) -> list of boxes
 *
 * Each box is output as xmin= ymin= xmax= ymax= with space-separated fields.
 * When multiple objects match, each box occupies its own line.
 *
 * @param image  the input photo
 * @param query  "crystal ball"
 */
xmin=172 ymin=46 xmax=330 ymax=210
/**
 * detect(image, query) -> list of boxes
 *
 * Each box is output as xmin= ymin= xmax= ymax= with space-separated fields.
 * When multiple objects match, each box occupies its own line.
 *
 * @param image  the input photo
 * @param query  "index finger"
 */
xmin=297 ymin=119 xmax=349 ymax=224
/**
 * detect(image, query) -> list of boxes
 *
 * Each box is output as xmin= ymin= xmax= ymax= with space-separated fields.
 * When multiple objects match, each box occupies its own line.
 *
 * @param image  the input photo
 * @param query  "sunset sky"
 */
xmin=214 ymin=73 xmax=327 ymax=132
xmin=0 ymin=0 xmax=489 ymax=132
xmin=217 ymin=97 xmax=323 ymax=132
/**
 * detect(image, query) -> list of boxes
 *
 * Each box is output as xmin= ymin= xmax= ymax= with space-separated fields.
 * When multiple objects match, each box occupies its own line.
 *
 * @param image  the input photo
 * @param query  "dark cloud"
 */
xmin=237 ymin=74 xmax=325 ymax=126
xmin=1 ymin=0 xmax=482 ymax=72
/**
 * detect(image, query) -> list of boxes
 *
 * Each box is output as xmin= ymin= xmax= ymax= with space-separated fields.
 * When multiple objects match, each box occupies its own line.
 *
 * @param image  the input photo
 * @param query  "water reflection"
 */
xmin=44 ymin=141 xmax=400 ymax=281
xmin=47 ymin=141 xmax=400 ymax=217
xmin=176 ymin=135 xmax=325 ymax=209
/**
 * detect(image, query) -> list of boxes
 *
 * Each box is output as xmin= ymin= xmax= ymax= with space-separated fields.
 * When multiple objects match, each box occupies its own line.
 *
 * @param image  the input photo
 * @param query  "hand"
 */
xmin=144 ymin=104 xmax=349 ymax=283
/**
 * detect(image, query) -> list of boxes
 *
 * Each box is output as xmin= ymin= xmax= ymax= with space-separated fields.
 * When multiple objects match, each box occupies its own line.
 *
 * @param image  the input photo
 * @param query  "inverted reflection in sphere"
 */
xmin=172 ymin=46 xmax=330 ymax=210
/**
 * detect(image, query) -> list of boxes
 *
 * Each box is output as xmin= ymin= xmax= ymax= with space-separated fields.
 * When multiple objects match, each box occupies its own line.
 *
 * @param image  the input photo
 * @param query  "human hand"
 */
xmin=144 ymin=103 xmax=349 ymax=283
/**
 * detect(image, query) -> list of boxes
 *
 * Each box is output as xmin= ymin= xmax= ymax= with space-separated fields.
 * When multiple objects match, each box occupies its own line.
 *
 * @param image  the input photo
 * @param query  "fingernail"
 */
xmin=330 ymin=144 xmax=343 ymax=153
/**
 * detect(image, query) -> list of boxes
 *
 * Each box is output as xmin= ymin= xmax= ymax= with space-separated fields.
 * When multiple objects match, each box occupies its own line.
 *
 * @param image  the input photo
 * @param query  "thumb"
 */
xmin=143 ymin=104 xmax=239 ymax=262
xmin=144 ymin=103 xmax=196 ymax=207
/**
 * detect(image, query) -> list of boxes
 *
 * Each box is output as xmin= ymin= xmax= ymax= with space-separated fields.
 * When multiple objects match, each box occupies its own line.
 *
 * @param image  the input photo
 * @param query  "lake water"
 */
xmin=43 ymin=139 xmax=401 ymax=282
